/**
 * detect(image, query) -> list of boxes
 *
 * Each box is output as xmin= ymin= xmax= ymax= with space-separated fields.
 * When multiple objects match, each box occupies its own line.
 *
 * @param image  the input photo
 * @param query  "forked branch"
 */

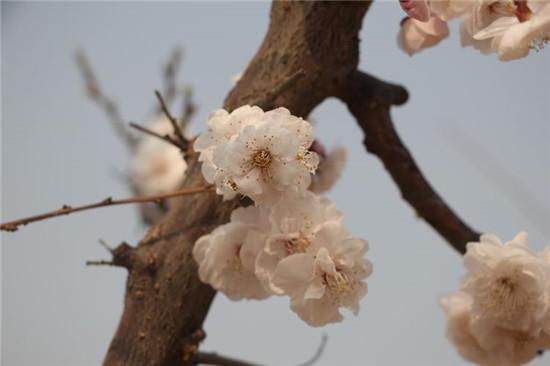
xmin=337 ymin=70 xmax=480 ymax=254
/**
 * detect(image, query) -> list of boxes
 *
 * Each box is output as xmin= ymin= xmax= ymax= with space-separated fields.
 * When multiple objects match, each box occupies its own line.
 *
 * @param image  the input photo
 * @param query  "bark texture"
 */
xmin=104 ymin=2 xmax=370 ymax=365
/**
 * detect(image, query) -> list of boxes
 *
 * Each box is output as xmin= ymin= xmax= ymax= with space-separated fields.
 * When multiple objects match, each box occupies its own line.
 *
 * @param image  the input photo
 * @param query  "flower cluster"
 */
xmin=193 ymin=106 xmax=371 ymax=327
xmin=195 ymin=106 xmax=319 ymax=205
xmin=398 ymin=0 xmax=550 ymax=61
xmin=440 ymin=232 xmax=550 ymax=365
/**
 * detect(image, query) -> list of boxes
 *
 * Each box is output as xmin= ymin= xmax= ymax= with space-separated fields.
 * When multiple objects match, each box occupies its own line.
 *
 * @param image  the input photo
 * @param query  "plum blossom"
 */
xmin=271 ymin=232 xmax=372 ymax=327
xmin=192 ymin=206 xmax=272 ymax=300
xmin=309 ymin=145 xmax=347 ymax=194
xmin=441 ymin=231 xmax=550 ymax=365
xmin=473 ymin=0 xmax=550 ymax=60
xmin=462 ymin=232 xmax=550 ymax=339
xmin=396 ymin=0 xmax=549 ymax=60
xmin=440 ymin=292 xmax=550 ymax=366
xmin=255 ymin=191 xmax=344 ymax=294
xmin=131 ymin=116 xmax=188 ymax=223
xmin=400 ymin=0 xmax=431 ymax=22
xmin=196 ymin=106 xmax=319 ymax=205
xmin=131 ymin=116 xmax=187 ymax=196
xmin=398 ymin=15 xmax=450 ymax=56
xmin=194 ymin=105 xmax=264 ymax=190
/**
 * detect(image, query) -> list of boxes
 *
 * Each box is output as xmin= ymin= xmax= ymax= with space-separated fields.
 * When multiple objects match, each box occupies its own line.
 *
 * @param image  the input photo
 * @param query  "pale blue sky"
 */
xmin=2 ymin=2 xmax=549 ymax=366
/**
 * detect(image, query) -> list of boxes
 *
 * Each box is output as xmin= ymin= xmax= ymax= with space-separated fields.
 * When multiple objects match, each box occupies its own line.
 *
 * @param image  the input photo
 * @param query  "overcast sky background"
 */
xmin=2 ymin=2 xmax=549 ymax=366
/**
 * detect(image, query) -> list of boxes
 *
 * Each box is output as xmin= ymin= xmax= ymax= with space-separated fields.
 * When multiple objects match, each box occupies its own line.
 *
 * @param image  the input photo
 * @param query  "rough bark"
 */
xmin=103 ymin=2 xmax=370 ymax=365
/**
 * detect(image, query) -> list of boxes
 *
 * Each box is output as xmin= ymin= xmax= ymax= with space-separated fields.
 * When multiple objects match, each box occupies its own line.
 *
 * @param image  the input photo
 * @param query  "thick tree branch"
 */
xmin=103 ymin=2 xmax=371 ymax=366
xmin=337 ymin=70 xmax=480 ymax=254
xmin=0 ymin=186 xmax=212 ymax=232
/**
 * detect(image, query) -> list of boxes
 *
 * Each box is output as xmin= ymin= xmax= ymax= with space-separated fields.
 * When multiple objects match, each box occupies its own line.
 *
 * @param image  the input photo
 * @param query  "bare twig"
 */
xmin=338 ymin=70 xmax=480 ymax=254
xmin=74 ymin=50 xmax=137 ymax=148
xmin=155 ymin=90 xmax=189 ymax=151
xmin=295 ymin=334 xmax=328 ymax=366
xmin=193 ymin=352 xmax=264 ymax=366
xmin=1 ymin=186 xmax=213 ymax=232
xmin=161 ymin=48 xmax=183 ymax=108
xmin=180 ymin=86 xmax=197 ymax=131
xmin=86 ymin=259 xmax=115 ymax=266
xmin=129 ymin=122 xmax=182 ymax=150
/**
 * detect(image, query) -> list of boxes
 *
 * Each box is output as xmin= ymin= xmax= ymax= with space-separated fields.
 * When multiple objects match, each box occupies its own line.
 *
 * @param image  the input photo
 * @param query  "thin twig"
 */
xmin=193 ymin=352 xmax=264 ymax=366
xmin=161 ymin=48 xmax=183 ymax=109
xmin=180 ymin=86 xmax=197 ymax=131
xmin=86 ymin=259 xmax=115 ymax=266
xmin=74 ymin=50 xmax=137 ymax=147
xmin=1 ymin=186 xmax=213 ymax=232
xmin=155 ymin=90 xmax=189 ymax=151
xmin=295 ymin=334 xmax=328 ymax=366
xmin=129 ymin=122 xmax=182 ymax=150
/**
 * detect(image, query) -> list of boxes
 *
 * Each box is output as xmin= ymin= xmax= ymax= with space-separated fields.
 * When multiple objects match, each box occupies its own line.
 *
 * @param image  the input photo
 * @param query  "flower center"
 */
xmin=489 ymin=0 xmax=532 ymax=22
xmin=285 ymin=234 xmax=310 ymax=254
xmin=323 ymin=271 xmax=354 ymax=302
xmin=492 ymin=277 xmax=516 ymax=302
xmin=252 ymin=149 xmax=272 ymax=168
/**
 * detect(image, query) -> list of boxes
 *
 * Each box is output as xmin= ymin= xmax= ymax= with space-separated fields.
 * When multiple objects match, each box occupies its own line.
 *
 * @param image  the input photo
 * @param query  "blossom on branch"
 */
xmin=398 ymin=16 xmax=450 ymax=56
xmin=193 ymin=206 xmax=272 ymax=300
xmin=441 ymin=231 xmax=550 ymax=365
xmin=397 ymin=0 xmax=550 ymax=61
xmin=131 ymin=116 xmax=187 ymax=196
xmin=195 ymin=106 xmax=319 ymax=205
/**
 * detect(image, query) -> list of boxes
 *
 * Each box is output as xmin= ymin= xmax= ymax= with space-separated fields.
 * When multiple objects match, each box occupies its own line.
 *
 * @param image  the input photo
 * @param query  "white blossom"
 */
xmin=271 ymin=231 xmax=372 ymax=327
xmin=398 ymin=15 xmax=450 ymax=56
xmin=192 ymin=206 xmax=272 ymax=301
xmin=310 ymin=146 xmax=347 ymax=194
xmin=131 ymin=116 xmax=187 ymax=196
xmin=473 ymin=0 xmax=550 ymax=60
xmin=463 ymin=232 xmax=550 ymax=340
xmin=194 ymin=105 xmax=264 ymax=190
xmin=441 ymin=231 xmax=550 ymax=365
xmin=196 ymin=106 xmax=319 ymax=205
xmin=440 ymin=291 xmax=550 ymax=366
xmin=255 ymin=191 xmax=344 ymax=294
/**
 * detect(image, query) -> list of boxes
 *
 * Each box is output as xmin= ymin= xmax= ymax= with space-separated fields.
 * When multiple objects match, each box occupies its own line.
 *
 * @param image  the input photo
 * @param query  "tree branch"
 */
xmin=0 ymin=186 xmax=213 ymax=232
xmin=337 ymin=70 xmax=480 ymax=254
xmin=155 ymin=90 xmax=190 ymax=153
xmin=103 ymin=2 xmax=372 ymax=365
xmin=129 ymin=121 xmax=185 ymax=151
xmin=74 ymin=50 xmax=137 ymax=148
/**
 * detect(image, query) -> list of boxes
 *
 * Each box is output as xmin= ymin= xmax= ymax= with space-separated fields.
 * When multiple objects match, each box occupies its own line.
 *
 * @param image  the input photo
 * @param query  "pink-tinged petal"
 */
xmin=255 ymin=249 xmax=285 ymax=294
xmin=510 ymin=231 xmax=529 ymax=247
xmin=234 ymin=168 xmax=263 ymax=195
xmin=272 ymin=253 xmax=315 ymax=294
xmin=304 ymin=277 xmax=326 ymax=300
xmin=398 ymin=16 xmax=449 ymax=56
xmin=314 ymin=247 xmax=337 ymax=276
xmin=474 ymin=16 xmax=519 ymax=41
xmin=399 ymin=0 xmax=431 ymax=22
